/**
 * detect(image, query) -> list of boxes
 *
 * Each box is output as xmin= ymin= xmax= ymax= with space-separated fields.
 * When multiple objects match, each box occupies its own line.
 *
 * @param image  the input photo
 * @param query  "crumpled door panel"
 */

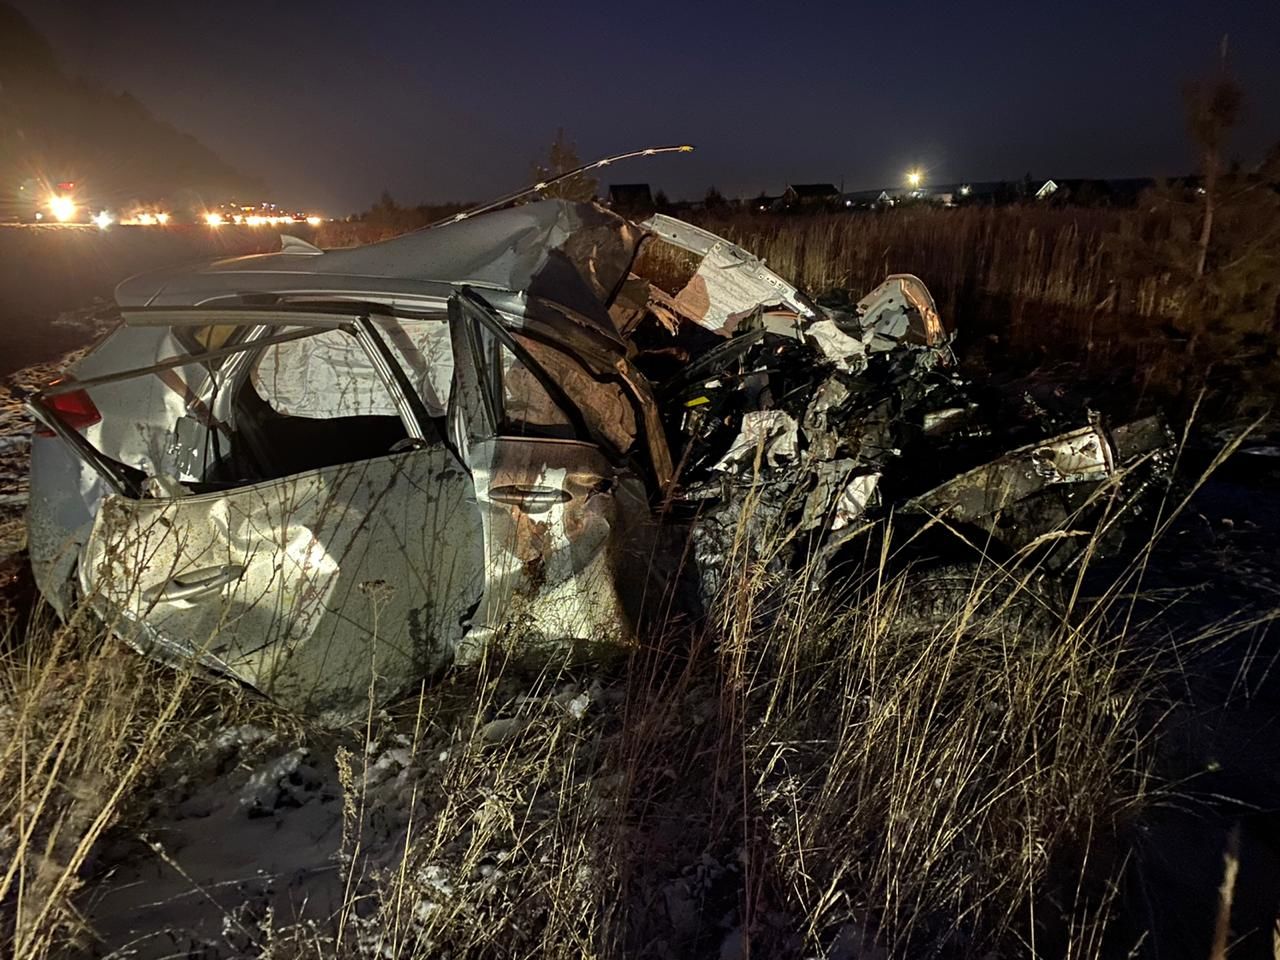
xmin=79 ymin=448 xmax=483 ymax=713
xmin=458 ymin=437 xmax=650 ymax=658
xmin=447 ymin=290 xmax=651 ymax=655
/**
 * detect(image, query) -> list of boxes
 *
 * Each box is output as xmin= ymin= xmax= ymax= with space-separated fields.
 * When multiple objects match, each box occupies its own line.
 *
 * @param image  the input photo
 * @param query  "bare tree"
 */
xmin=530 ymin=128 xmax=598 ymax=202
xmin=1185 ymin=36 xmax=1243 ymax=277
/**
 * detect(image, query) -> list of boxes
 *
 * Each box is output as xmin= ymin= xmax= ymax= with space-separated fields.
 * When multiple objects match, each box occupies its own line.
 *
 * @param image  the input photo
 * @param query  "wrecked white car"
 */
xmin=24 ymin=200 xmax=1170 ymax=711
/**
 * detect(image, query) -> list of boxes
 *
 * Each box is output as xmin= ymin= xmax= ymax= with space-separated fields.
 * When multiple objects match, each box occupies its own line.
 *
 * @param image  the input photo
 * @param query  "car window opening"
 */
xmin=213 ymin=334 xmax=448 ymax=483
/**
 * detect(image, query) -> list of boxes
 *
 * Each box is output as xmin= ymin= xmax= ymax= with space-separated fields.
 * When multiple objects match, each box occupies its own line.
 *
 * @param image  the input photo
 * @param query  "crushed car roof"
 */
xmin=115 ymin=201 xmax=643 ymax=331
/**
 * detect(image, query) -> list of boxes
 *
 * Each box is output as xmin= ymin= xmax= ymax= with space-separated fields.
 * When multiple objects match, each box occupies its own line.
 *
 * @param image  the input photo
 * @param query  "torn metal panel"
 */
xmin=117 ymin=201 xmax=643 ymax=339
xmin=856 ymin=274 xmax=945 ymax=347
xmin=684 ymin=475 xmax=797 ymax=601
xmin=800 ymin=461 xmax=880 ymax=531
xmin=903 ymin=424 xmax=1114 ymax=526
xmin=796 ymin=274 xmax=946 ymax=371
xmin=505 ymin=298 xmax=674 ymax=488
xmin=831 ymin=472 xmax=880 ymax=530
xmin=802 ymin=319 xmax=869 ymax=373
xmin=922 ymin=406 xmax=974 ymax=437
xmin=515 ymin=335 xmax=637 ymax=456
xmin=448 ymin=290 xmax=652 ymax=656
xmin=1111 ymin=415 xmax=1173 ymax=461
xmin=641 ymin=214 xmax=817 ymax=332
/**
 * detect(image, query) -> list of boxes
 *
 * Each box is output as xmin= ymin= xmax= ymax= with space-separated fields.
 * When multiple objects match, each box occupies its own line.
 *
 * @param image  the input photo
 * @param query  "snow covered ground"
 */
xmin=72 ymin=658 xmax=757 ymax=959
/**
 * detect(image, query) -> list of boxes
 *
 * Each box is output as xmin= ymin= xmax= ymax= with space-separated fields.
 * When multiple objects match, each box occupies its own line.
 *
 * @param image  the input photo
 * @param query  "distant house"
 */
xmin=835 ymin=180 xmax=1025 ymax=210
xmin=840 ymin=189 xmax=894 ymax=210
xmin=1036 ymin=179 xmax=1061 ymax=200
xmin=1036 ymin=178 xmax=1156 ymax=207
xmin=781 ymin=183 xmax=840 ymax=210
xmin=606 ymin=183 xmax=654 ymax=213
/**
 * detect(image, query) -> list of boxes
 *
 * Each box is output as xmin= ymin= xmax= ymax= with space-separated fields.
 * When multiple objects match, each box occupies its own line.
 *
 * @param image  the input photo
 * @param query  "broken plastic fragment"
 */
xmin=831 ymin=473 xmax=880 ymax=529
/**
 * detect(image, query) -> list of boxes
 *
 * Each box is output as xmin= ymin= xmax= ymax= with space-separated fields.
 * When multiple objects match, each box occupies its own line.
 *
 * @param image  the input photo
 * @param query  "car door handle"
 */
xmin=143 ymin=564 xmax=245 ymax=603
xmin=488 ymin=485 xmax=571 ymax=514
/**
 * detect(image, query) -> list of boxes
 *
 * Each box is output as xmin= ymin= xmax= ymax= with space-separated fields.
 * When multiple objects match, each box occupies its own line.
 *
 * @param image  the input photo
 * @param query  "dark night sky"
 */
xmin=12 ymin=0 xmax=1280 ymax=214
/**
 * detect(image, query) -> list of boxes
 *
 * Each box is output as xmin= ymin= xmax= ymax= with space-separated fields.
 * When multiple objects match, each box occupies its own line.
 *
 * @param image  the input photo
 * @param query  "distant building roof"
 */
xmin=785 ymin=183 xmax=839 ymax=198
xmin=1036 ymin=179 xmax=1060 ymax=199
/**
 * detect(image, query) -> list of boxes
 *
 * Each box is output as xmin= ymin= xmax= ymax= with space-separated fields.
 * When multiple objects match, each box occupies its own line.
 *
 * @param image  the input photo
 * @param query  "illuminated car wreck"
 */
xmin=25 ymin=200 xmax=1171 ymax=712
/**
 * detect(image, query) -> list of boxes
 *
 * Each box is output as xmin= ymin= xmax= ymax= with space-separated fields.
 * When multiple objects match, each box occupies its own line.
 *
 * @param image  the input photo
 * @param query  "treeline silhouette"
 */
xmin=0 ymin=2 xmax=261 ymax=211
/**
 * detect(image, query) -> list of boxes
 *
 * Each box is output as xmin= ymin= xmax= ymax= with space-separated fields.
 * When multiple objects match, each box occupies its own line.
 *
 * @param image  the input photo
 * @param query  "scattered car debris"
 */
xmin=22 ymin=200 xmax=1174 ymax=711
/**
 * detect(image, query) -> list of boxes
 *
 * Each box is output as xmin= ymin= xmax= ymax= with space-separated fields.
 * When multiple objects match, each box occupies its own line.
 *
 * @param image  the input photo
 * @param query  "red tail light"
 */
xmin=35 ymin=378 xmax=102 ymax=437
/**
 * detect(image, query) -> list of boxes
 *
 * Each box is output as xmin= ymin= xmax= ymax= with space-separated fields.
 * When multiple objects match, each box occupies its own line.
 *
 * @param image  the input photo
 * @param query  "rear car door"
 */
xmin=446 ymin=290 xmax=651 ymax=660
xmin=64 ymin=311 xmax=483 ymax=713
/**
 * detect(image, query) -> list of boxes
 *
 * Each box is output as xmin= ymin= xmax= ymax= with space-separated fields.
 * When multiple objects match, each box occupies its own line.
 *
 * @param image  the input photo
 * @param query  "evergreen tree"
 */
xmin=530 ymin=129 xmax=598 ymax=202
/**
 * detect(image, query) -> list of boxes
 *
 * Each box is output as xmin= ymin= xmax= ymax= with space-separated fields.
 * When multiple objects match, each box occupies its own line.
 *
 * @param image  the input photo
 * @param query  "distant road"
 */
xmin=0 ymin=222 xmax=98 ymax=231
xmin=0 ymin=224 xmax=319 ymax=377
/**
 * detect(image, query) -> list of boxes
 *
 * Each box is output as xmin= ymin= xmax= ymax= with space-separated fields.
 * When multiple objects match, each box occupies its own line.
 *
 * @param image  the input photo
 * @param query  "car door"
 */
xmin=75 ymin=314 xmax=484 ymax=713
xmin=446 ymin=290 xmax=652 ymax=661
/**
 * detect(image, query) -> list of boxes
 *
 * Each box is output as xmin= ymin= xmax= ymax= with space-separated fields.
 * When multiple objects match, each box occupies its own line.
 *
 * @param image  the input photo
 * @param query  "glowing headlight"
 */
xmin=48 ymin=195 xmax=77 ymax=222
xmin=306 ymin=215 xmax=322 ymax=225
xmin=204 ymin=212 xmax=224 ymax=226
xmin=92 ymin=210 xmax=113 ymax=229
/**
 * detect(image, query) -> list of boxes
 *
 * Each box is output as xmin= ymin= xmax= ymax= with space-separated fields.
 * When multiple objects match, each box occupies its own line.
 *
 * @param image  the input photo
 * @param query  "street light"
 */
xmin=906 ymin=169 xmax=923 ymax=189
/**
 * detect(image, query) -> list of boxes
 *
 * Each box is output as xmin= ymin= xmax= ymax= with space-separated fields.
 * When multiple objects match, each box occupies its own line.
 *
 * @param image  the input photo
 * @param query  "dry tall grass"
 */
xmin=6 ymin=413 xmax=1269 ymax=958
xmin=670 ymin=208 xmax=1150 ymax=321
xmin=1 ymin=508 xmax=1179 ymax=959
xmin=0 ymin=606 xmax=194 ymax=957
xmin=0 ymin=599 xmax=291 ymax=959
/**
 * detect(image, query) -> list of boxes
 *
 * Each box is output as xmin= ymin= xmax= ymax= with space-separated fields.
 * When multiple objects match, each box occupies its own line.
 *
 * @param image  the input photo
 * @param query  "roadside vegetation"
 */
xmin=3 ymin=426 xmax=1275 ymax=957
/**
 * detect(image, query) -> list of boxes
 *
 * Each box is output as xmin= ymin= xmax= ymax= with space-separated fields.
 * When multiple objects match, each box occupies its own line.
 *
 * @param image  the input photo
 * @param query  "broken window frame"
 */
xmin=34 ymin=293 xmax=674 ymax=502
xmin=448 ymin=288 xmax=592 ymax=449
xmin=127 ymin=306 xmax=442 ymax=446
